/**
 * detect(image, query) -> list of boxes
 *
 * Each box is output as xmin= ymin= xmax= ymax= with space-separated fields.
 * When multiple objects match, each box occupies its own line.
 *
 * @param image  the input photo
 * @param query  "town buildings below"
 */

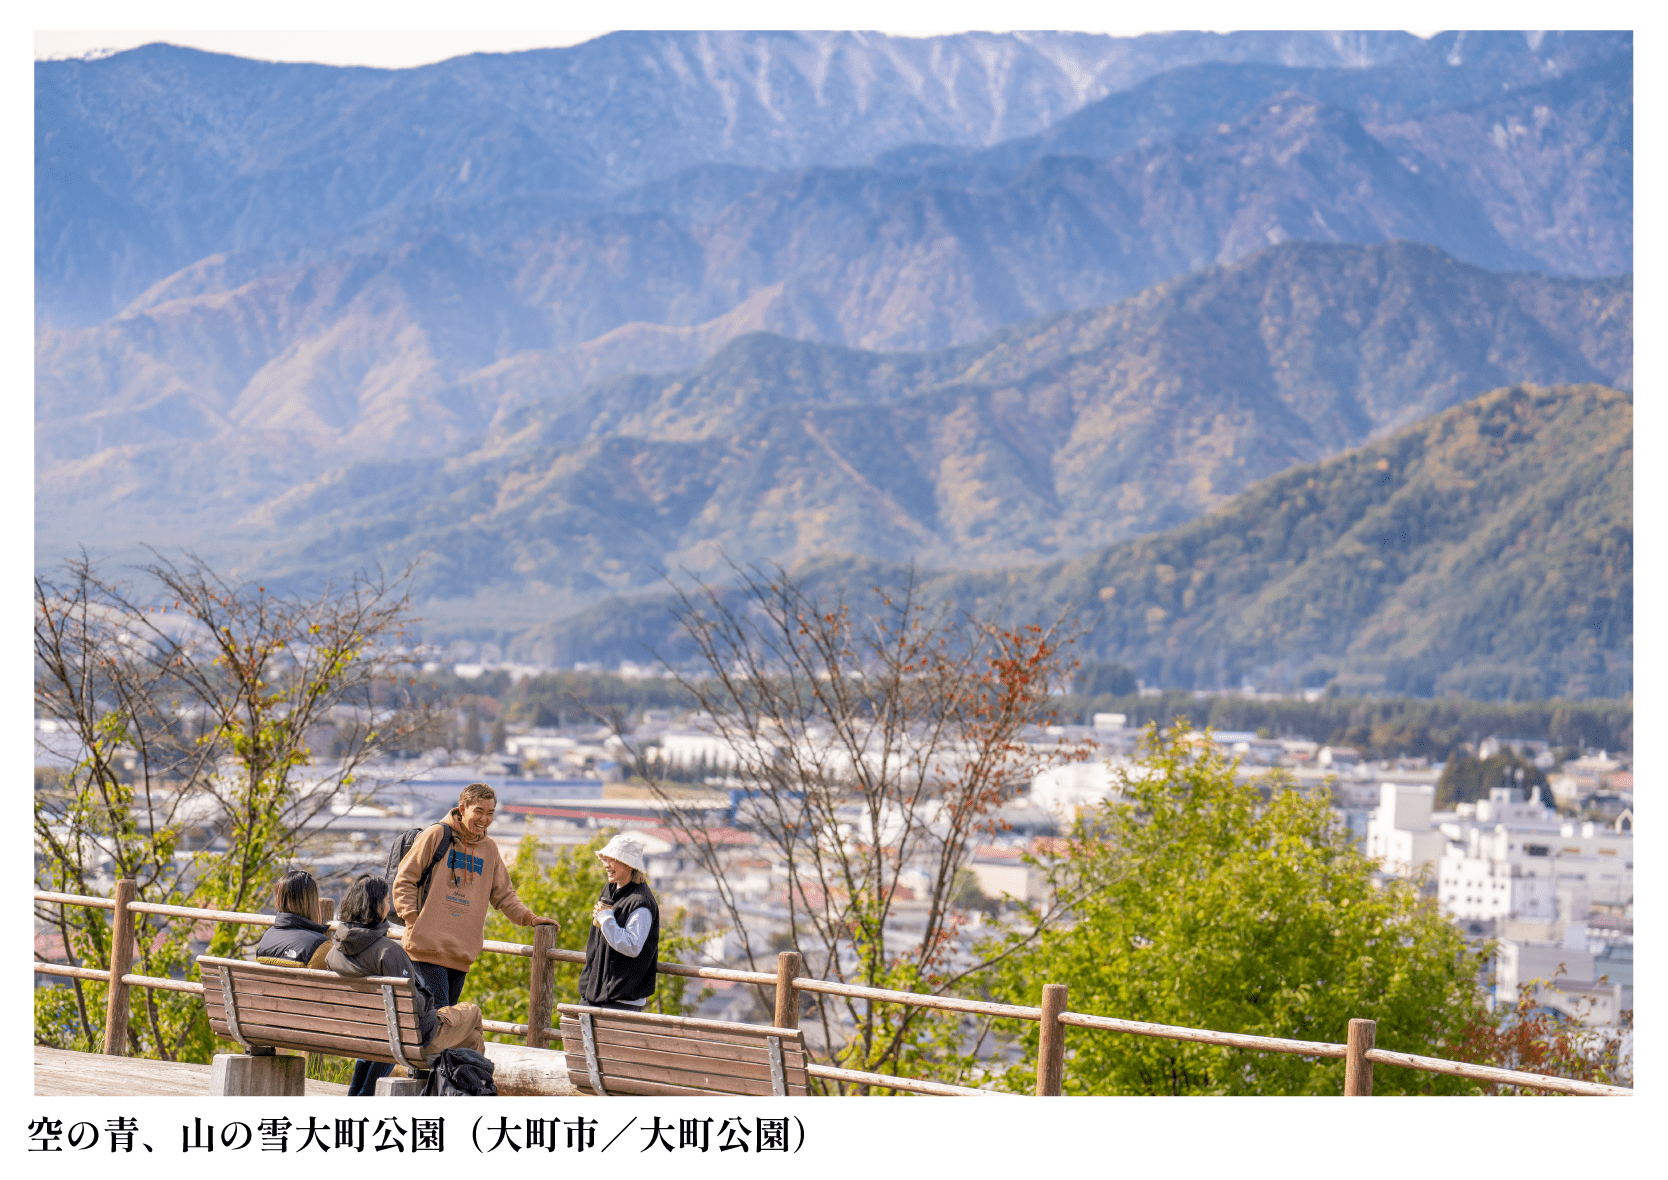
xmin=1364 ymin=781 xmax=1633 ymax=1029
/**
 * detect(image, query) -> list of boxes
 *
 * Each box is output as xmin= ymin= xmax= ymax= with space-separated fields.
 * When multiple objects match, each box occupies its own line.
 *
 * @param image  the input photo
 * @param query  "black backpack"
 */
xmin=385 ymin=823 xmax=454 ymax=914
xmin=422 ymin=1047 xmax=497 ymax=1096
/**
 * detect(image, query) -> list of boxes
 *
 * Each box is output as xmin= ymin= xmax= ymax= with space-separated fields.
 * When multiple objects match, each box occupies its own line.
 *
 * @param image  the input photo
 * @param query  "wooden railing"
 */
xmin=34 ymin=884 xmax=1632 ymax=1097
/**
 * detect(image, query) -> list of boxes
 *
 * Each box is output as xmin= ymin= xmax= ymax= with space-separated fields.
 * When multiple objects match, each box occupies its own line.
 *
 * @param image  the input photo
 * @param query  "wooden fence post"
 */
xmin=1345 ymin=1018 xmax=1376 ymax=1096
xmin=1036 ymin=983 xmax=1067 ymax=1095
xmin=774 ymin=951 xmax=804 ymax=1030
xmin=527 ymin=923 xmax=558 ymax=1049
xmin=318 ymin=897 xmax=335 ymax=925
xmin=102 ymin=879 xmax=137 ymax=1056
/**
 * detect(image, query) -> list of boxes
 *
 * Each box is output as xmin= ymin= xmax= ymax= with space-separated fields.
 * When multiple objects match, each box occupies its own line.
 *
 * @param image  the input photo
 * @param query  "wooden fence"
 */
xmin=33 ymin=884 xmax=1632 ymax=1097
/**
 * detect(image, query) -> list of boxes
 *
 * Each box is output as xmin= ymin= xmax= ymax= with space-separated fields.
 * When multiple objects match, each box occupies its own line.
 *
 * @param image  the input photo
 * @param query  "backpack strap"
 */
xmin=414 ymin=823 xmax=454 ymax=914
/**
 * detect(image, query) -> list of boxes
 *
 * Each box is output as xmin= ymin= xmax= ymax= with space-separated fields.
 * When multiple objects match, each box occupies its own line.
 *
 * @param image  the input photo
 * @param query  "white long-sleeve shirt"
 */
xmin=598 ymin=907 xmax=653 ymax=957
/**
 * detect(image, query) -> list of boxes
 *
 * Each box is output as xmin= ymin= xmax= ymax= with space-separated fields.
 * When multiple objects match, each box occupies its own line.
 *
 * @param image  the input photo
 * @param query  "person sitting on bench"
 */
xmin=327 ymin=873 xmax=487 ymax=1094
xmin=253 ymin=869 xmax=331 ymax=969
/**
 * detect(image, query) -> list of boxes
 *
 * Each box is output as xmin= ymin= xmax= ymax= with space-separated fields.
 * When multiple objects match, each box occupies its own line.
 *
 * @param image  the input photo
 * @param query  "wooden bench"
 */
xmin=557 ymin=1004 xmax=810 ymax=1096
xmin=198 ymin=955 xmax=429 ymax=1095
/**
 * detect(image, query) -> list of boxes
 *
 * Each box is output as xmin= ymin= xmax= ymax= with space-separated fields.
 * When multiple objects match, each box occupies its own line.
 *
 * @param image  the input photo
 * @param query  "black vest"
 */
xmin=577 ymin=881 xmax=659 ymax=1004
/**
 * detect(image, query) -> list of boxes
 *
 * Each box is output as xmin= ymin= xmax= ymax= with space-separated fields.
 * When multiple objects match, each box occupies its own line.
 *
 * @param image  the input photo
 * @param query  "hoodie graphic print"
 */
xmin=391 ymin=811 xmax=536 ymax=972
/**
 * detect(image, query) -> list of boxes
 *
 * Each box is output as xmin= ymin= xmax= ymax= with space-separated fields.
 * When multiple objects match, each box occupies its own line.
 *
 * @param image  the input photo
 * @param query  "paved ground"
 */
xmin=35 ymin=1042 xmax=576 ymax=1096
xmin=35 ymin=1046 xmax=350 ymax=1096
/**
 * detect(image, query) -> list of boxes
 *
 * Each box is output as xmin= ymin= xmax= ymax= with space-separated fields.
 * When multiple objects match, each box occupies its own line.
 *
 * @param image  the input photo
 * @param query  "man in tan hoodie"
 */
xmin=392 ymin=782 xmax=559 ymax=1009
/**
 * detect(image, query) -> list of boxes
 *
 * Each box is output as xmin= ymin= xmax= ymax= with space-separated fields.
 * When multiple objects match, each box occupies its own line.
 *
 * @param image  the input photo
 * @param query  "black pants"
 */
xmin=585 ymin=999 xmax=648 ymax=1011
xmin=346 ymin=960 xmax=470 ymax=1096
xmin=414 ymin=960 xmax=469 ymax=1006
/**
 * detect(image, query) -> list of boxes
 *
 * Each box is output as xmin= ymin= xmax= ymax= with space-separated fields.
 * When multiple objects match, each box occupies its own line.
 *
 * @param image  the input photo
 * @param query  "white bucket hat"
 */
xmin=596 ymin=833 xmax=648 ymax=874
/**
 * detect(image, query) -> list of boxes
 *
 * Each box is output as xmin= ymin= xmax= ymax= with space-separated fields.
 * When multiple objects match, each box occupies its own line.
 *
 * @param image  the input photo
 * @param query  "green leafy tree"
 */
xmin=978 ymin=723 xmax=1485 ymax=1095
xmin=34 ymin=553 xmax=428 ymax=1061
xmin=470 ymin=831 xmax=707 ymax=1036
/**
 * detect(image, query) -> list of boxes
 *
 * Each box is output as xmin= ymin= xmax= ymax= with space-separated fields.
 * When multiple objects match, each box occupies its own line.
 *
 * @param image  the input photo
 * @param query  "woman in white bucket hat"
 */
xmin=577 ymin=833 xmax=661 ymax=1011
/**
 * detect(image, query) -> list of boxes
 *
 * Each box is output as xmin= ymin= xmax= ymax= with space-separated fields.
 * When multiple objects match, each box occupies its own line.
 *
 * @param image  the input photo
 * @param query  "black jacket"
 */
xmin=578 ymin=881 xmax=659 ymax=1005
xmin=254 ymin=912 xmax=329 ymax=969
xmin=325 ymin=920 xmax=439 ymax=1044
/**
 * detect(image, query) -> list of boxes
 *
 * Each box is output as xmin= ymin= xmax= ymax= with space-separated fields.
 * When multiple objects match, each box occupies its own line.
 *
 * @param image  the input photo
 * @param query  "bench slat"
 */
xmin=556 ymin=1004 xmax=802 ymax=1042
xmin=566 ymin=1069 xmax=809 ymax=1098
xmin=577 ymin=1040 xmax=798 ymax=1085
xmin=575 ymin=1052 xmax=805 ymax=1097
xmin=208 ymin=1017 xmax=426 ymax=1065
xmin=197 ymin=955 xmax=410 ymax=988
xmin=207 ymin=1005 xmax=420 ymax=1044
xmin=556 ymin=1012 xmax=805 ymax=1051
xmin=203 ymin=987 xmax=421 ymax=1034
xmin=201 ymin=971 xmax=421 ymax=1013
xmin=559 ymin=1020 xmax=806 ymax=1069
xmin=566 ymin=1070 xmax=726 ymax=1097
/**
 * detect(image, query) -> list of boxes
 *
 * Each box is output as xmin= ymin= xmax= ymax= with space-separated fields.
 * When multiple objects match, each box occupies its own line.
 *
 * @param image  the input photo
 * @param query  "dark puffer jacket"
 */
xmin=325 ymin=920 xmax=439 ymax=1044
xmin=254 ymin=912 xmax=330 ymax=969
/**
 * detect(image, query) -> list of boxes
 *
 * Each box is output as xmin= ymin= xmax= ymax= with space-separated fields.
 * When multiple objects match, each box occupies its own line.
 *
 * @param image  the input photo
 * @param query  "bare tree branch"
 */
xmin=595 ymin=559 xmax=1090 ymax=1090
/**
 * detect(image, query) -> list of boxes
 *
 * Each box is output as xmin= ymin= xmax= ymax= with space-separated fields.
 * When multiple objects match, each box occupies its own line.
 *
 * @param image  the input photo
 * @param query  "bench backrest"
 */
xmin=557 ymin=1003 xmax=809 ymax=1097
xmin=197 ymin=955 xmax=427 ymax=1068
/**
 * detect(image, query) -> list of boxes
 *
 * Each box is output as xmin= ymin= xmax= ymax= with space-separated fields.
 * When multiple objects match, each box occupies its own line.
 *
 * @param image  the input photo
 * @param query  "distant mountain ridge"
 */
xmin=38 ymin=30 xmax=1628 ymax=328
xmin=537 ymin=383 xmax=1633 ymax=701
xmin=42 ymin=29 xmax=1465 ymax=328
xmin=55 ymin=241 xmax=1622 ymax=624
xmin=35 ymin=49 xmax=1633 ymax=496
xmin=34 ymin=30 xmax=1634 ymax=662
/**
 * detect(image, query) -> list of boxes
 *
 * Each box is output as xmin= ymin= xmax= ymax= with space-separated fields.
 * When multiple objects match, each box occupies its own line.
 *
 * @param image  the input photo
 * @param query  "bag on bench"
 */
xmin=422 ymin=1047 xmax=497 ymax=1096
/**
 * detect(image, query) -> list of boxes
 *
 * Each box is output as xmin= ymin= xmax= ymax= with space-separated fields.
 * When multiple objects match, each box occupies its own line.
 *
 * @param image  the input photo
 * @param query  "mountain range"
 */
xmin=535 ymin=382 xmax=1633 ymax=701
xmin=35 ymin=31 xmax=1634 ymax=697
xmin=39 ymin=30 xmax=1419 ymax=327
xmin=63 ymin=239 xmax=1621 ymax=622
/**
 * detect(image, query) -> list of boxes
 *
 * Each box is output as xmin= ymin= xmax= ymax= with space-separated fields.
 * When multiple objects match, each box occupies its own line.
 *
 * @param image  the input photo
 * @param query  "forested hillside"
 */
xmin=540 ymin=383 xmax=1631 ymax=699
xmin=183 ymin=243 xmax=1627 ymax=616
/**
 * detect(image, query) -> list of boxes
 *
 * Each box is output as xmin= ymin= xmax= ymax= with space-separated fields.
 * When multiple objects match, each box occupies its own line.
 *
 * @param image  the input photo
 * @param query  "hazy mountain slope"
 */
xmin=944 ymin=33 xmax=1631 ymax=178
xmin=541 ymin=384 xmax=1632 ymax=701
xmin=35 ymin=234 xmax=551 ymax=463
xmin=37 ymin=58 xmax=1630 ymax=487
xmin=41 ymin=30 xmax=1437 ymax=327
xmin=1371 ymin=60 xmax=1632 ymax=276
xmin=193 ymin=243 xmax=1630 ymax=614
xmin=765 ymin=95 xmax=1536 ymax=351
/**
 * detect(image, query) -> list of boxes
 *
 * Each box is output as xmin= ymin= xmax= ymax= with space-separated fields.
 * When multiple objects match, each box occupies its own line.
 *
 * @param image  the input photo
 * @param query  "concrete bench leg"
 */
xmin=210 ymin=1052 xmax=306 ymax=1096
xmin=375 ymin=1072 xmax=428 ymax=1096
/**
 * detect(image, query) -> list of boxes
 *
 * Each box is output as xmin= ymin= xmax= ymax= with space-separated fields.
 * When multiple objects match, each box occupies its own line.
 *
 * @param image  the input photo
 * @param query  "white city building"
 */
xmin=1367 ymin=783 xmax=1633 ymax=928
xmin=1436 ymin=788 xmax=1632 ymax=924
xmin=659 ymin=729 xmax=745 ymax=770
xmin=1029 ymin=759 xmax=1122 ymax=815
xmin=1434 ymin=786 xmax=1565 ymax=922
xmin=1364 ymin=783 xmax=1450 ymax=875
xmin=1496 ymin=924 xmax=1629 ymax=1028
